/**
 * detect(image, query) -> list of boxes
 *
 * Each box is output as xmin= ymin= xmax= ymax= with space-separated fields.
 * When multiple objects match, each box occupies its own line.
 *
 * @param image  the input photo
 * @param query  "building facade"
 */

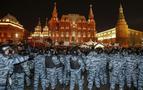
xmin=31 ymin=3 xmax=143 ymax=47
xmin=96 ymin=4 xmax=143 ymax=47
xmin=31 ymin=3 xmax=96 ymax=46
xmin=0 ymin=14 xmax=25 ymax=43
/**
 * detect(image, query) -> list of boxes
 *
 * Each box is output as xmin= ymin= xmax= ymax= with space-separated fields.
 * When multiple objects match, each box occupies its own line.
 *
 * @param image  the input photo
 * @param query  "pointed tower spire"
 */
xmin=116 ymin=2 xmax=129 ymax=47
xmin=119 ymin=3 xmax=125 ymax=19
xmin=89 ymin=4 xmax=94 ymax=19
xmin=35 ymin=17 xmax=42 ymax=32
xmin=52 ymin=2 xmax=58 ymax=18
xmin=38 ymin=17 xmax=41 ymax=26
xmin=43 ymin=18 xmax=49 ymax=35
xmin=45 ymin=18 xmax=48 ymax=26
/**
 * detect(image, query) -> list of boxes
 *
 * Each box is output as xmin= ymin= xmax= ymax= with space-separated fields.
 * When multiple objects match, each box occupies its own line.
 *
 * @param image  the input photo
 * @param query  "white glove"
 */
xmin=9 ymin=77 xmax=12 ymax=85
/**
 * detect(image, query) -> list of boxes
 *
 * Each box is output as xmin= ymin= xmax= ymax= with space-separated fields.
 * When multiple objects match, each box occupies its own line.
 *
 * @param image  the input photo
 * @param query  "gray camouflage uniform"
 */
xmin=125 ymin=53 xmax=138 ymax=88
xmin=34 ymin=54 xmax=46 ymax=90
xmin=45 ymin=55 xmax=57 ymax=89
xmin=86 ymin=51 xmax=101 ymax=90
xmin=69 ymin=55 xmax=84 ymax=90
xmin=138 ymin=54 xmax=143 ymax=90
xmin=109 ymin=53 xmax=126 ymax=90
xmin=0 ymin=54 xmax=29 ymax=90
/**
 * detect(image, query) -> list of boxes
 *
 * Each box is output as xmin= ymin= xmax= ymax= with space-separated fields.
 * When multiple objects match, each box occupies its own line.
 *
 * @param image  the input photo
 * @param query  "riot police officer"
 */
xmin=125 ymin=50 xmax=138 ymax=88
xmin=10 ymin=44 xmax=31 ymax=90
xmin=45 ymin=50 xmax=57 ymax=90
xmin=109 ymin=51 xmax=126 ymax=90
xmin=33 ymin=49 xmax=46 ymax=90
xmin=86 ymin=49 xmax=102 ymax=90
xmin=0 ymin=45 xmax=29 ymax=90
xmin=69 ymin=50 xmax=84 ymax=90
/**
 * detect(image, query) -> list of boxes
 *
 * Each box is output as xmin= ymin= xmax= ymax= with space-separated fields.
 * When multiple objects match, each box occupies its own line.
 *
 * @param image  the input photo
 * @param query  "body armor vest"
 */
xmin=70 ymin=58 xmax=80 ymax=69
xmin=56 ymin=62 xmax=63 ymax=68
xmin=55 ymin=56 xmax=63 ymax=68
xmin=13 ymin=64 xmax=24 ymax=73
xmin=45 ymin=56 xmax=55 ymax=68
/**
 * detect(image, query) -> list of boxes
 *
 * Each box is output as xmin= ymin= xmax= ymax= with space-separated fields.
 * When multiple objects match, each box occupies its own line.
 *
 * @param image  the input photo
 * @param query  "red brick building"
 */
xmin=31 ymin=3 xmax=96 ymax=46
xmin=96 ymin=4 xmax=143 ymax=47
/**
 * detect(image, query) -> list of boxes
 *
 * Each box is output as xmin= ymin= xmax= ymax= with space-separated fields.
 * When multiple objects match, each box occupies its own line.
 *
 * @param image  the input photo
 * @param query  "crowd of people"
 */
xmin=0 ymin=41 xmax=143 ymax=90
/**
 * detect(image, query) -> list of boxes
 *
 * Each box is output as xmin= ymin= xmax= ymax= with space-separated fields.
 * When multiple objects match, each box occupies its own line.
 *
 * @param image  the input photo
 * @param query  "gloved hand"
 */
xmin=9 ymin=77 xmax=12 ymax=85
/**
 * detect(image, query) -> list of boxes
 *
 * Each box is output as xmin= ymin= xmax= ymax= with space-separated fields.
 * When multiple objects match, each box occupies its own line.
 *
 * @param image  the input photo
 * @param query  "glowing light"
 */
xmin=95 ymin=44 xmax=104 ymax=48
xmin=83 ymin=27 xmax=86 ymax=30
xmin=6 ymin=19 xmax=10 ymax=22
xmin=40 ymin=34 xmax=43 ymax=37
xmin=66 ymin=32 xmax=69 ymax=37
xmin=72 ymin=31 xmax=75 ymax=37
xmin=78 ymin=32 xmax=81 ymax=37
xmin=88 ymin=33 xmax=90 ymax=37
xmin=15 ymin=33 xmax=18 ymax=38
xmin=0 ymin=22 xmax=24 ymax=29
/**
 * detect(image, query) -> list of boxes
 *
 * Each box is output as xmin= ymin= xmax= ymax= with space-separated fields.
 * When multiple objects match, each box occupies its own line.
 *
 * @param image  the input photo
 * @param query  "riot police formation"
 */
xmin=1 ymin=42 xmax=143 ymax=90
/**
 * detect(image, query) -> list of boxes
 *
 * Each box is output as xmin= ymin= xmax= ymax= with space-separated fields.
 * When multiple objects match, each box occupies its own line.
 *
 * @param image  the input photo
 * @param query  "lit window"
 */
xmin=76 ymin=39 xmax=78 ymax=43
xmin=66 ymin=19 xmax=69 ymax=22
xmin=83 ymin=27 xmax=86 ymax=30
xmin=66 ymin=32 xmax=69 ymax=37
xmin=78 ymin=20 xmax=81 ymax=23
xmin=98 ymin=37 xmax=103 ymax=40
xmin=83 ymin=33 xmax=86 ymax=37
xmin=72 ymin=31 xmax=76 ymax=37
xmin=56 ymin=33 xmax=59 ymax=37
xmin=15 ymin=33 xmax=19 ymax=38
xmin=88 ymin=33 xmax=90 ymax=37
xmin=8 ymin=34 xmax=11 ymax=38
xmin=78 ymin=32 xmax=81 ymax=37
xmin=61 ymin=32 xmax=64 ymax=37
xmin=61 ymin=27 xmax=64 ymax=29
xmin=108 ymin=32 xmax=111 ymax=34
xmin=66 ymin=27 xmax=69 ymax=29
xmin=82 ymin=20 xmax=85 ymax=23
xmin=49 ymin=32 xmax=51 ymax=36
xmin=78 ymin=27 xmax=81 ymax=30
xmin=112 ymin=30 xmax=115 ymax=33
xmin=6 ymin=19 xmax=9 ymax=22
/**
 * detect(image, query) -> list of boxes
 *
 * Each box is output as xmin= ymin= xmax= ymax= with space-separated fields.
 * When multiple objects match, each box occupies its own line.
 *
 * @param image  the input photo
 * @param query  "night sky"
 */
xmin=0 ymin=0 xmax=143 ymax=32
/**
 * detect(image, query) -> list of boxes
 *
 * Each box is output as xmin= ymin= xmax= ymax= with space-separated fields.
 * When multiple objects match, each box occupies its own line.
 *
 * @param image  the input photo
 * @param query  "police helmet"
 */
xmin=0 ymin=44 xmax=11 ymax=54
